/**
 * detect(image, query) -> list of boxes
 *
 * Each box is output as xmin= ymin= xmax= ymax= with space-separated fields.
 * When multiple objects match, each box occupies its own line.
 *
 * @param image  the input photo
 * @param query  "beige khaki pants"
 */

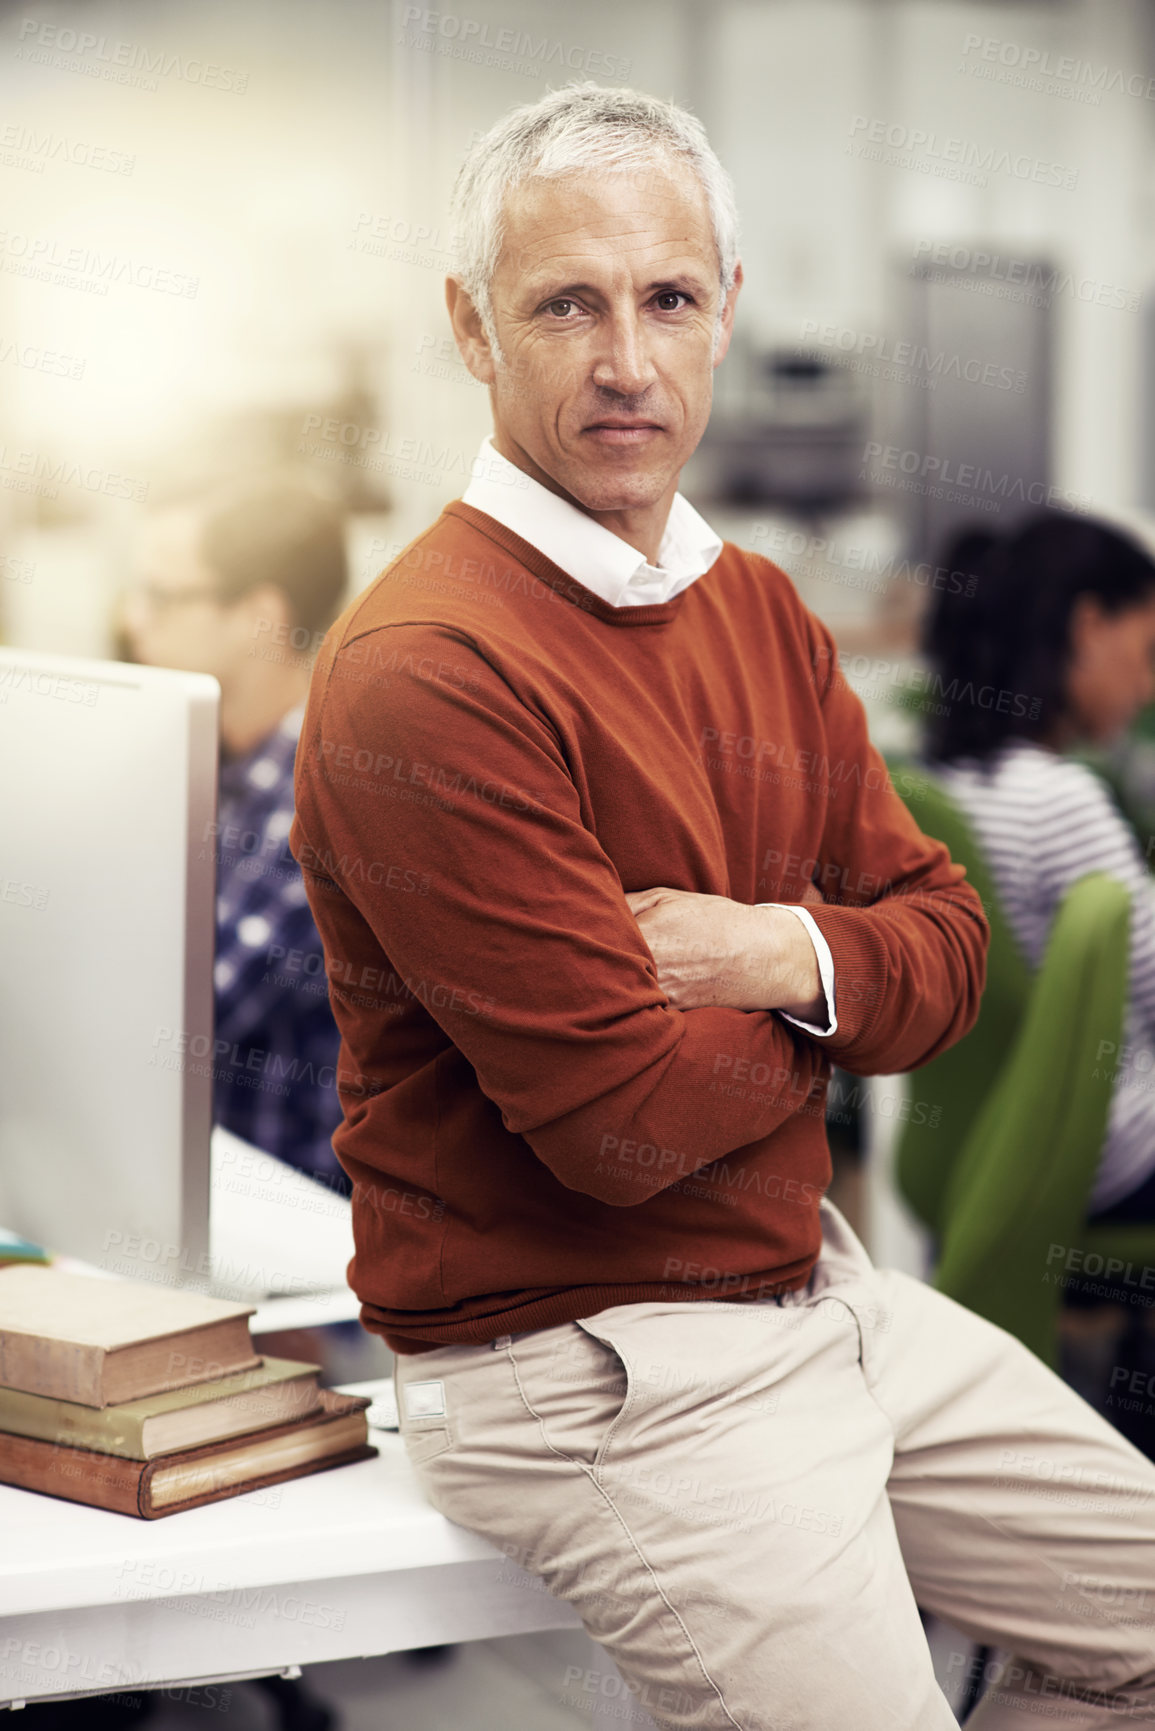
xmin=394 ymin=1200 xmax=1155 ymax=1728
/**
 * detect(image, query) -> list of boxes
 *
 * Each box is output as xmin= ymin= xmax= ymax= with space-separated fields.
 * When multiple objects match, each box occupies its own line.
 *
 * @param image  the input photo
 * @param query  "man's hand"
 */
xmin=624 ymin=883 xmax=827 ymax=1019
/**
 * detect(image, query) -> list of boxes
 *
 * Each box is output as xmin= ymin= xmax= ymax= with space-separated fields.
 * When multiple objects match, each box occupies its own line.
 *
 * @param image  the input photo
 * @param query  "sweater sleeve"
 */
xmin=292 ymin=624 xmax=825 ymax=1207
xmin=792 ymin=612 xmax=989 ymax=1074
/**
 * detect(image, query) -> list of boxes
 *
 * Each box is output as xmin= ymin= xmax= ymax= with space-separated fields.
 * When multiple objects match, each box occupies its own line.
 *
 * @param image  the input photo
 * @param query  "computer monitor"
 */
xmin=0 ymin=646 xmax=218 ymax=1283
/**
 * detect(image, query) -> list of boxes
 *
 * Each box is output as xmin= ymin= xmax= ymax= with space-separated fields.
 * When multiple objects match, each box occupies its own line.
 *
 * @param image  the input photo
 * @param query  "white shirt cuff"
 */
xmin=757 ymin=903 xmax=838 ymax=1037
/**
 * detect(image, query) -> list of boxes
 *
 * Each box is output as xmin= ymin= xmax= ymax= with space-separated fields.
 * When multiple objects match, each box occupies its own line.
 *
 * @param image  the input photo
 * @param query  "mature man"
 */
xmin=127 ymin=478 xmax=350 ymax=1190
xmin=292 ymin=87 xmax=1155 ymax=1728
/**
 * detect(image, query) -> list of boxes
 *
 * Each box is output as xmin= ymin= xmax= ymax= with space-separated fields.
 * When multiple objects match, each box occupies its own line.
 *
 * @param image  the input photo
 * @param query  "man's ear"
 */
xmin=446 ymin=276 xmax=498 ymax=385
xmin=712 ymin=259 xmax=744 ymax=369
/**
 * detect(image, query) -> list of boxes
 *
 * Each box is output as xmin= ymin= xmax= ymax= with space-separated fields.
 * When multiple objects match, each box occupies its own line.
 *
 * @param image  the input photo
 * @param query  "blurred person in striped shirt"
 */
xmin=925 ymin=511 xmax=1155 ymax=1223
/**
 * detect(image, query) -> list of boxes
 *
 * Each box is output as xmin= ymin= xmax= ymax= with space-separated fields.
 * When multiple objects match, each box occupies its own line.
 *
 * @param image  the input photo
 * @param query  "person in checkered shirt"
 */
xmin=125 ymin=476 xmax=350 ymax=1192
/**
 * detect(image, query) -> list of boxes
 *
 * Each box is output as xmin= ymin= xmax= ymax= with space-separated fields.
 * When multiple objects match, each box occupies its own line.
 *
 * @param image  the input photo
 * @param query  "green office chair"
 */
xmin=890 ymin=769 xmax=1140 ymax=1368
xmin=888 ymin=777 xmax=1033 ymax=1239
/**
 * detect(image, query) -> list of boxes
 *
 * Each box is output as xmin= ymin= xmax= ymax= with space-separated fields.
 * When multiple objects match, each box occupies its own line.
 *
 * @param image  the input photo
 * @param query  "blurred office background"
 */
xmin=7 ymin=0 xmax=1155 ymax=1205
xmin=5 ymin=1 xmax=1155 ymax=1722
xmin=3 ymin=0 xmax=1155 ymax=692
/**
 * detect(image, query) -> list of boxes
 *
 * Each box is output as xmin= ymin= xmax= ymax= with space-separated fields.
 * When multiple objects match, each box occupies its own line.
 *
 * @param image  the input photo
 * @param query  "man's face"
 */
xmin=475 ymin=163 xmax=739 ymax=521
xmin=125 ymin=508 xmax=242 ymax=680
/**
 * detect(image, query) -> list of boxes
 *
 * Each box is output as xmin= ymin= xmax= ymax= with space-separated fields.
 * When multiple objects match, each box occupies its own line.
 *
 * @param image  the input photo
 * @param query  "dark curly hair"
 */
xmin=922 ymin=511 xmax=1155 ymax=762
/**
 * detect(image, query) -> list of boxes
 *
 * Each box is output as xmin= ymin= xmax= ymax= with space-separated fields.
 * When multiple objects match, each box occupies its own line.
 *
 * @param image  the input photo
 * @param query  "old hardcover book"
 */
xmin=0 ymin=1266 xmax=259 ymax=1406
xmin=0 ymin=1389 xmax=375 ymax=1517
xmin=0 ymin=1356 xmax=321 ymax=1458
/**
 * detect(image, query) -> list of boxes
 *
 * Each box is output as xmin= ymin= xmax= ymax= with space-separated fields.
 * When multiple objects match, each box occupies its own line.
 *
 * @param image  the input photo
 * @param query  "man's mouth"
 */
xmin=583 ymin=419 xmax=664 ymax=443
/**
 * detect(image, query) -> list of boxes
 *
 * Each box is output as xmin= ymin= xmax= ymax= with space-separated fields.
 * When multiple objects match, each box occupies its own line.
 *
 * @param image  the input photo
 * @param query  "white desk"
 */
xmin=0 ymin=1136 xmax=580 ymax=1710
xmin=0 ymin=1431 xmax=581 ymax=1709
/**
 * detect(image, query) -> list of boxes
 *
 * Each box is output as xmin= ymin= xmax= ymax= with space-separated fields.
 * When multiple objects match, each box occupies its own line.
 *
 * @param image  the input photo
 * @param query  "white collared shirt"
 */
xmin=461 ymin=436 xmax=837 ymax=1036
xmin=463 ymin=436 xmax=721 ymax=606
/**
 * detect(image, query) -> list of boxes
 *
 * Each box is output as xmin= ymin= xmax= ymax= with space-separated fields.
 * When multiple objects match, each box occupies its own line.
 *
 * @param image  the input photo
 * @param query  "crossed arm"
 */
xmin=294 ymin=612 xmax=987 ymax=1206
xmin=624 ymin=883 xmax=827 ymax=1021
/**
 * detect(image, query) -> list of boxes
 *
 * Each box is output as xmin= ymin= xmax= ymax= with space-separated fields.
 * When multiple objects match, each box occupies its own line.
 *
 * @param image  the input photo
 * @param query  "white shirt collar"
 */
xmin=461 ymin=436 xmax=722 ymax=608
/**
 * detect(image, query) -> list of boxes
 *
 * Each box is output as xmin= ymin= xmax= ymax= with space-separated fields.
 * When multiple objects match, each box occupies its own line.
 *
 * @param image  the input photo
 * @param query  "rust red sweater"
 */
xmin=291 ymin=503 xmax=987 ymax=1353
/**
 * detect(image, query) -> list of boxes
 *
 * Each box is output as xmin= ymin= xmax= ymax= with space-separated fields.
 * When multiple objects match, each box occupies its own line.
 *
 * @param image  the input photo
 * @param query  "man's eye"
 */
xmin=654 ymin=291 xmax=688 ymax=311
xmin=545 ymin=298 xmax=580 ymax=318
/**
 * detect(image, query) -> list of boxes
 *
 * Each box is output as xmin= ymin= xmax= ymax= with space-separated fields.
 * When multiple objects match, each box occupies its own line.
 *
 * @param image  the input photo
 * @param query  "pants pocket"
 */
xmin=571 ymin=1318 xmax=636 ymax=1475
xmin=400 ymin=1420 xmax=455 ymax=1466
xmin=500 ymin=1320 xmax=632 ymax=1477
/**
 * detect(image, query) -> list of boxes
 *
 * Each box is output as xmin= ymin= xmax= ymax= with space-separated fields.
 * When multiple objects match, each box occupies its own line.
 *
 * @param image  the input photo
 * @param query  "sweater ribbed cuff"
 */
xmin=799 ymin=904 xmax=890 ymax=1059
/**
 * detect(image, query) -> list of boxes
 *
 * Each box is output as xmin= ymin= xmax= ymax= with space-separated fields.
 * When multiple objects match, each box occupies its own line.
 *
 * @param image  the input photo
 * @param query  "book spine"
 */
xmin=0 ymin=1398 xmax=144 ymax=1457
xmin=0 ymin=1336 xmax=104 ymax=1405
xmin=0 ymin=1430 xmax=144 ymax=1515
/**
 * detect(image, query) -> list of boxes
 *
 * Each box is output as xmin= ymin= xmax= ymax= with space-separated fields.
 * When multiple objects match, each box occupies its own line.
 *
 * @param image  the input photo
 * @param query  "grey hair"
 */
xmin=450 ymin=83 xmax=740 ymax=359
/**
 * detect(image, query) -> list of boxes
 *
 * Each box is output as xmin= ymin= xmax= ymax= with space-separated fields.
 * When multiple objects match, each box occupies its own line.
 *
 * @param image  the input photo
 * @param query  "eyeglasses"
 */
xmin=128 ymin=583 xmax=220 ymax=615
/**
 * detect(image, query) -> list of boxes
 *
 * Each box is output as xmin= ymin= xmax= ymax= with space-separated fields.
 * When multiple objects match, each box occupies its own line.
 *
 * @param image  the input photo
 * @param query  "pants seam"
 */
xmin=504 ymin=1337 xmax=747 ymax=1731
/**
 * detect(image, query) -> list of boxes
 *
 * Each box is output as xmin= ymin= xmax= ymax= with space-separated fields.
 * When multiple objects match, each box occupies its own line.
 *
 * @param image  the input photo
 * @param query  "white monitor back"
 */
xmin=0 ymin=648 xmax=218 ymax=1280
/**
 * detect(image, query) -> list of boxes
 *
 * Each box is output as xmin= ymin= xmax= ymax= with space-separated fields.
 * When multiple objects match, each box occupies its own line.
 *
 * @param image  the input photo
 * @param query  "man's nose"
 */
xmin=591 ymin=310 xmax=658 ymax=397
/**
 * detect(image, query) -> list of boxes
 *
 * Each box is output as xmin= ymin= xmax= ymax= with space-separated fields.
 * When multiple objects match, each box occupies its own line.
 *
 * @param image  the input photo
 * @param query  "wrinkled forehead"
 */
xmin=494 ymin=158 xmax=718 ymax=294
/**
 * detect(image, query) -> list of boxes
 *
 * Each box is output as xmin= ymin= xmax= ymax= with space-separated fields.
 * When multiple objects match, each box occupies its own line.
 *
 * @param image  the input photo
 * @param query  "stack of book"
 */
xmin=0 ymin=1266 xmax=375 ymax=1518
